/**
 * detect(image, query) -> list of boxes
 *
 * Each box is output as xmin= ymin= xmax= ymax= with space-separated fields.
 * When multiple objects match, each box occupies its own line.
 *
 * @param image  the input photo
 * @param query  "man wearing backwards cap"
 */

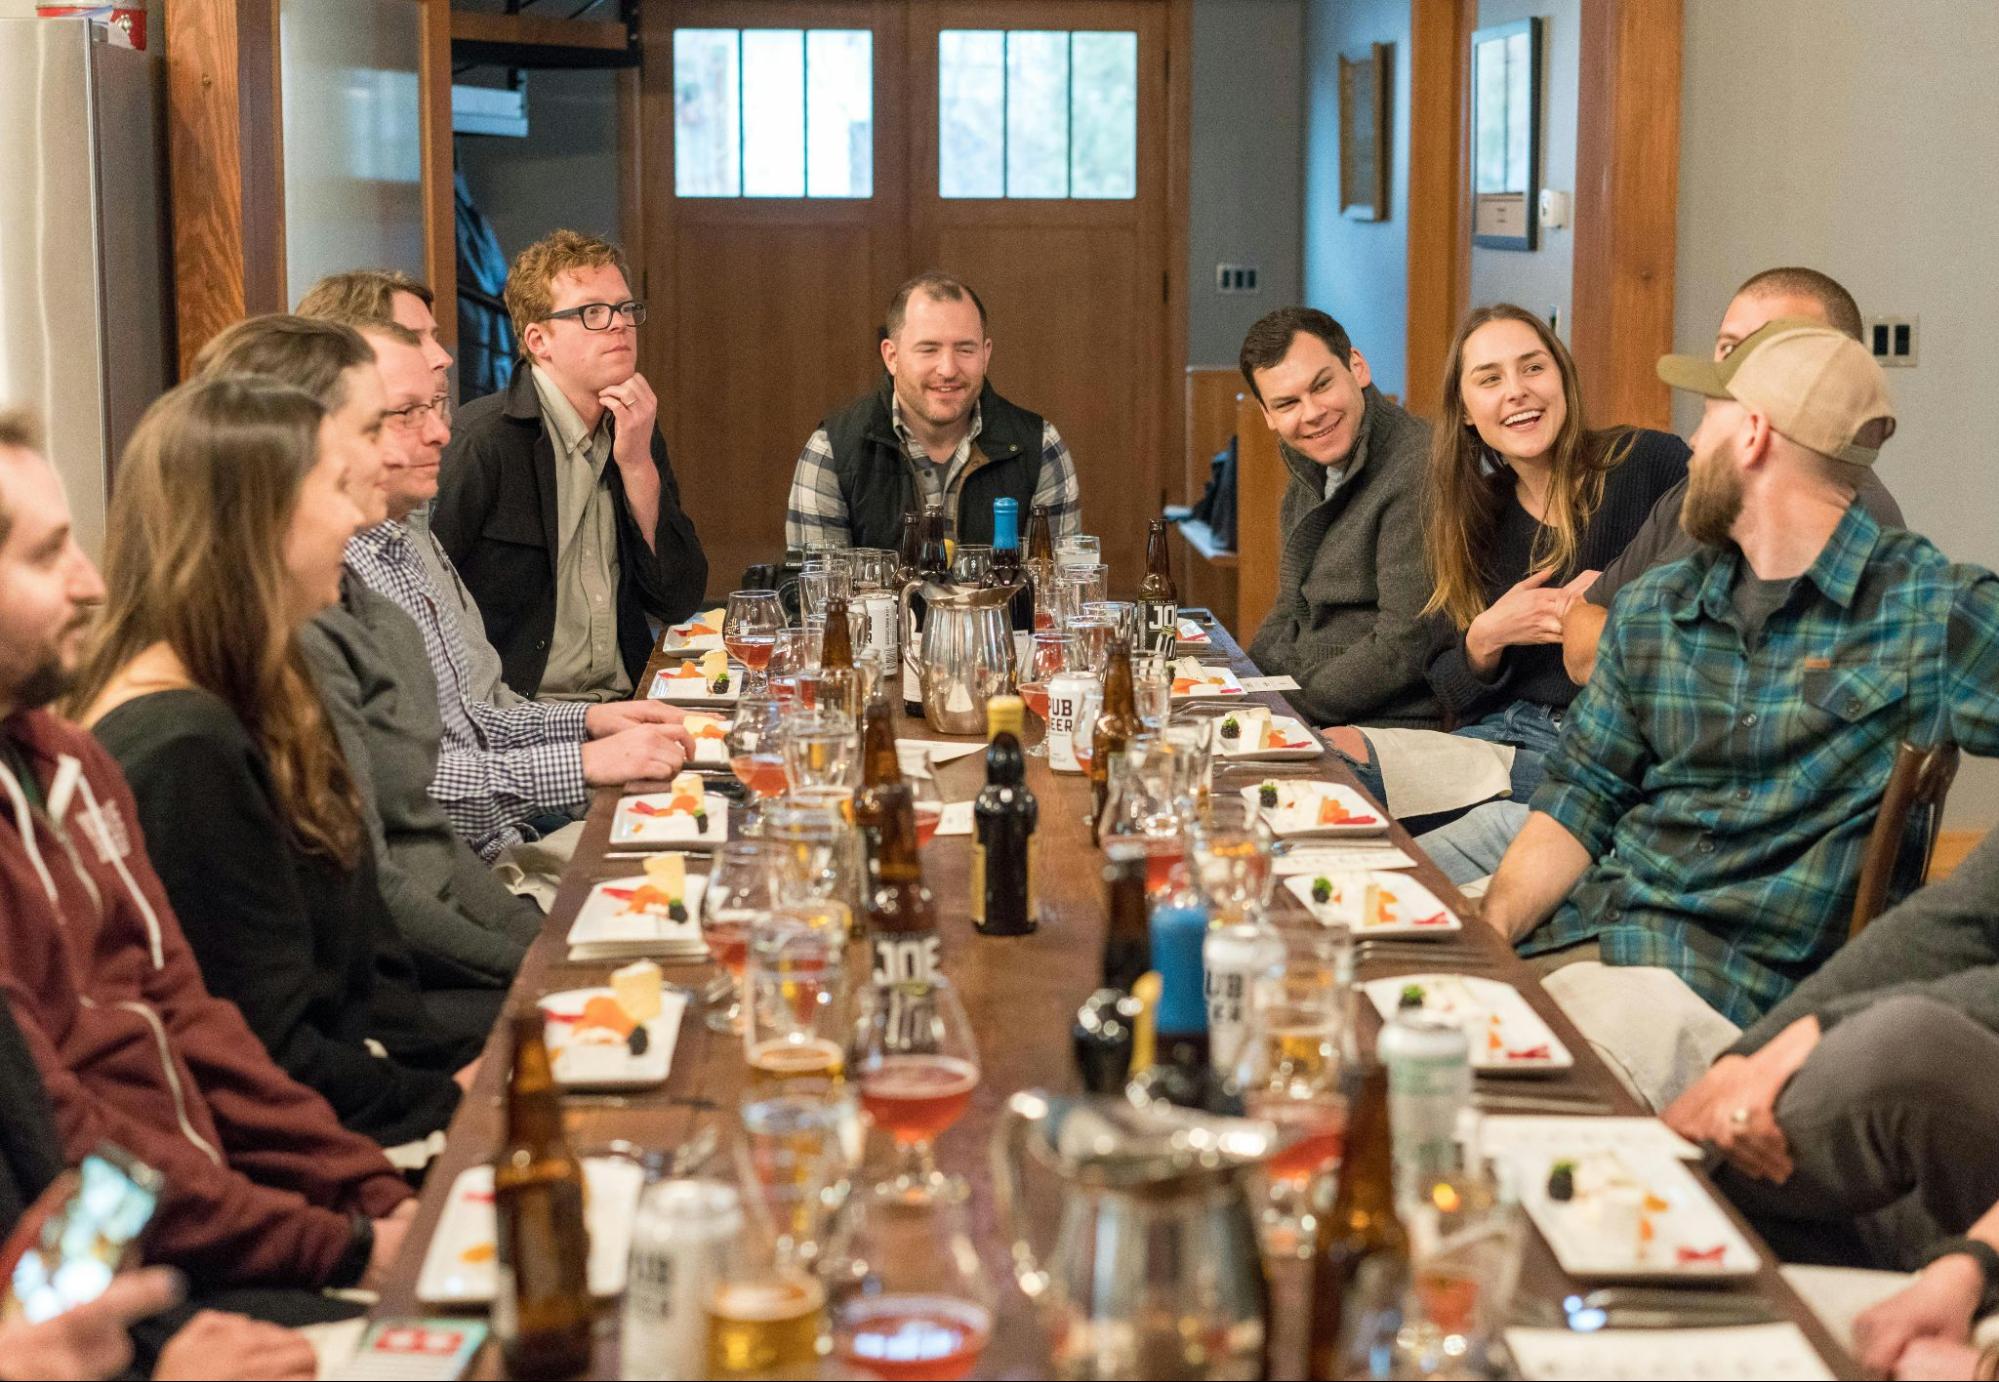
xmin=1475 ymin=319 xmax=1999 ymax=1110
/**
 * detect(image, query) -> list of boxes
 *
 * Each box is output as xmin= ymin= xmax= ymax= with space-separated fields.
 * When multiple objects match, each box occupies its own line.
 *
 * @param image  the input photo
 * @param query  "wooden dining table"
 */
xmin=370 ymin=612 xmax=1860 ymax=1380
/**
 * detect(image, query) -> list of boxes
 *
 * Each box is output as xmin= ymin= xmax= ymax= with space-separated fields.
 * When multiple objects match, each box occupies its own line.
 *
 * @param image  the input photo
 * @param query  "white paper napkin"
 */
xmin=1238 ymin=674 xmax=1302 ymax=692
xmin=934 ymin=800 xmax=975 ymax=836
xmin=1503 ymin=1324 xmax=1831 ymax=1381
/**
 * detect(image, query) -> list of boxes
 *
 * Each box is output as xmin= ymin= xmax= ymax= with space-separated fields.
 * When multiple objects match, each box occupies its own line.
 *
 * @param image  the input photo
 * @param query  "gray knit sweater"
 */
xmin=1247 ymin=388 xmax=1440 ymax=728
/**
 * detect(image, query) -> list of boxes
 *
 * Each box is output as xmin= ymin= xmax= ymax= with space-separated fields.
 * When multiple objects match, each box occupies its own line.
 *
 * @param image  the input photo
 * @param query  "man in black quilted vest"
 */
xmin=786 ymin=272 xmax=1082 ymax=551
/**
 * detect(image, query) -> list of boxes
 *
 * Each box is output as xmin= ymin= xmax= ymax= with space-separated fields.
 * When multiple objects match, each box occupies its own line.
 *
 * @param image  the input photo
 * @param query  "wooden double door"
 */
xmin=638 ymin=0 xmax=1178 ymax=592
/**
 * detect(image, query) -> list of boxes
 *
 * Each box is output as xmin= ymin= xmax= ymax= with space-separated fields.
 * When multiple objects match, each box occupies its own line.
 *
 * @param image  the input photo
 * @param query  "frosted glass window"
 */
xmin=939 ymin=30 xmax=1139 ymax=200
xmin=673 ymin=28 xmax=873 ymax=198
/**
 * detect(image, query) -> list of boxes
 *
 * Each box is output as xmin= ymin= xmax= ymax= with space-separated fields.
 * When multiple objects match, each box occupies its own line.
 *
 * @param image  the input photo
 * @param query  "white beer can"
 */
xmin=1378 ymin=1008 xmax=1471 ymax=1203
xmin=1203 ymin=921 xmax=1286 ymax=1071
xmin=857 ymin=591 xmax=899 ymax=662
xmin=1044 ymin=671 xmax=1097 ymax=774
xmin=621 ymin=1177 xmax=743 ymax=1380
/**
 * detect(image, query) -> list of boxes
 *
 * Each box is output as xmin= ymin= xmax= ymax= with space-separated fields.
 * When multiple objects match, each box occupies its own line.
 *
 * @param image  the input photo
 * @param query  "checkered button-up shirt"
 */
xmin=785 ymin=395 xmax=1082 ymax=550
xmin=1525 ymin=501 xmax=1999 ymax=1027
xmin=345 ymin=522 xmax=590 ymax=859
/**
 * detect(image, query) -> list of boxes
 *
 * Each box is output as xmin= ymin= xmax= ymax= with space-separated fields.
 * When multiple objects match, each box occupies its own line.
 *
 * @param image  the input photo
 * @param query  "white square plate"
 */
xmin=1213 ymin=708 xmax=1323 ymax=762
xmin=610 ymin=791 xmax=730 ymax=847
xmin=680 ymin=710 xmax=731 ymax=766
xmin=415 ymin=1156 xmax=647 ymax=1304
xmin=1174 ymin=617 xmax=1212 ymax=648
xmin=537 ymin=986 xmax=687 ymax=1090
xmin=1509 ymin=1144 xmax=1763 ymax=1281
xmin=648 ymin=663 xmax=743 ymax=704
xmin=1239 ymin=780 xmax=1388 ymax=837
xmin=661 ymin=611 xmax=725 ymax=655
xmin=1283 ymin=869 xmax=1461 ymax=936
xmin=1169 ymin=663 xmax=1247 ymax=701
xmin=566 ymin=874 xmax=709 ymax=960
xmin=1363 ymin=973 xmax=1573 ymax=1073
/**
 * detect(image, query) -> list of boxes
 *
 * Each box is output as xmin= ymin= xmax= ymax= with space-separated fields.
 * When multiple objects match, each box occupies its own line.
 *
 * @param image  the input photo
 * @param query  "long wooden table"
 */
xmin=373 ymin=615 xmax=1859 ymax=1379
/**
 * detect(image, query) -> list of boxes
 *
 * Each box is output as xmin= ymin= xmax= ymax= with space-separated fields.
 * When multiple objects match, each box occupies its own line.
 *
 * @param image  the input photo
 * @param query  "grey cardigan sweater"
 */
xmin=1731 ymin=827 xmax=1999 ymax=1056
xmin=301 ymin=575 xmax=541 ymax=988
xmin=1247 ymin=387 xmax=1439 ymax=728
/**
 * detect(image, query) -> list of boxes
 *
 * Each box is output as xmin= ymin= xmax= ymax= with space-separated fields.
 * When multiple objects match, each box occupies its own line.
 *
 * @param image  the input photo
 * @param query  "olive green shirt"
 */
xmin=530 ymin=365 xmax=632 ymax=701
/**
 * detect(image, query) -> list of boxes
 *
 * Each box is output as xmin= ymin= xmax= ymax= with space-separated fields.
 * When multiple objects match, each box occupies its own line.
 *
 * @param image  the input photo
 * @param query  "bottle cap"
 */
xmin=986 ymin=694 xmax=1025 ymax=740
xmin=992 ymin=497 xmax=1020 ymax=553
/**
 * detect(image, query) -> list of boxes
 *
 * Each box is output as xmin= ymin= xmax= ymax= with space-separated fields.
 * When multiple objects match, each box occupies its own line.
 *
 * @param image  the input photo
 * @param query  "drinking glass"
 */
xmin=724 ymin=590 xmax=783 ymax=693
xmin=1101 ymin=740 xmax=1186 ymax=893
xmin=1065 ymin=616 xmax=1118 ymax=675
xmin=1084 ymin=600 xmax=1140 ymax=649
xmin=701 ymin=840 xmax=776 ymax=1033
xmin=1070 ymin=677 xmax=1104 ymax=786
xmin=1400 ymin=1165 xmax=1528 ymax=1377
xmin=781 ymin=709 xmax=859 ymax=792
xmin=745 ymin=913 xmax=850 ymax=1086
xmin=950 ymin=544 xmax=992 ymax=585
xmin=705 ymin=1226 xmax=828 ymax=1379
xmin=735 ymin=1072 xmax=849 ymax=1268
xmin=1055 ymin=534 xmax=1101 ymax=571
xmin=762 ymin=796 xmax=860 ymax=940
xmin=852 ymin=974 xmax=982 ymax=1188
xmin=1132 ymin=650 xmax=1172 ymax=729
xmin=727 ymin=695 xmax=789 ymax=831
xmin=1188 ymin=794 xmax=1277 ymax=925
xmin=1160 ymin=719 xmax=1217 ymax=807
xmin=1017 ymin=630 xmax=1077 ymax=759
xmin=1058 ymin=563 xmax=1109 ymax=611
xmin=1234 ymin=938 xmax=1350 ymax=1256
xmin=766 ymin=626 xmax=816 ymax=707
xmin=822 ymin=1175 xmax=997 ymax=1382
xmin=850 ymin=548 xmax=896 ymax=593
xmin=906 ymin=770 xmax=944 ymax=848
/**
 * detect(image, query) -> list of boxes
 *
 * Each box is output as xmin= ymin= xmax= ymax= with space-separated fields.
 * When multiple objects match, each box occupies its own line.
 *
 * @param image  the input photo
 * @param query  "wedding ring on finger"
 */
xmin=1730 ymin=1107 xmax=1751 ymax=1128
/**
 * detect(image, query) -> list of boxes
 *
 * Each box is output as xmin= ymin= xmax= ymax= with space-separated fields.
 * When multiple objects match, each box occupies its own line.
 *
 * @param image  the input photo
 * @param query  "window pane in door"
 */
xmin=806 ymin=29 xmax=873 ymax=197
xmin=674 ymin=28 xmax=740 ymax=197
xmin=1004 ymin=30 xmax=1070 ymax=199
xmin=742 ymin=29 xmax=805 ymax=197
xmin=938 ymin=30 xmax=1004 ymax=198
xmin=1069 ymin=31 xmax=1138 ymax=198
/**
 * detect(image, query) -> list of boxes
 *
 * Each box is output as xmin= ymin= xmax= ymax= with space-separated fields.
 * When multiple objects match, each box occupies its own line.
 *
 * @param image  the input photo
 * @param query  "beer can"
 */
xmin=857 ymin=590 xmax=898 ymax=662
xmin=1044 ymin=671 xmax=1096 ymax=774
xmin=621 ymin=1177 xmax=743 ymax=1381
xmin=1378 ymin=1009 xmax=1471 ymax=1202
xmin=1203 ymin=921 xmax=1285 ymax=1071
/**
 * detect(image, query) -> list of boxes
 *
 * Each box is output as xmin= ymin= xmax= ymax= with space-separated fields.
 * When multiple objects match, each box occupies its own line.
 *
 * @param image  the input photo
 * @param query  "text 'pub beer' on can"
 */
xmin=622 ymin=1178 xmax=744 ymax=1381
xmin=1043 ymin=671 xmax=1095 ymax=774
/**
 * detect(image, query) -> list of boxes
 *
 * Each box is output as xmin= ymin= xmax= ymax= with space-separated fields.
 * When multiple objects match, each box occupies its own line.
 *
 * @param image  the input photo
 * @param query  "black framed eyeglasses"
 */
xmin=545 ymin=300 xmax=647 ymax=331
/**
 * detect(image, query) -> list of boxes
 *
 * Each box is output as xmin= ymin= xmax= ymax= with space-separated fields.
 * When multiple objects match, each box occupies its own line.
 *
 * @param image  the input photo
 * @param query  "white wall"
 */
xmin=1674 ymin=0 xmax=1999 ymax=831
xmin=1187 ymin=0 xmax=1305 ymax=368
xmin=1465 ymin=0 xmax=1577 ymax=339
xmin=1301 ymin=0 xmax=1411 ymax=395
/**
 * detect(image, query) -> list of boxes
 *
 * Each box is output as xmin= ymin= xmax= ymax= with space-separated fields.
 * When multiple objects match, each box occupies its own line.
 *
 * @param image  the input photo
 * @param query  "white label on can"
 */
xmin=1205 ymin=927 xmax=1284 ymax=1070
xmin=1045 ymin=674 xmax=1087 ymax=774
xmin=859 ymin=592 xmax=898 ymax=660
xmin=1382 ymin=1020 xmax=1471 ymax=1198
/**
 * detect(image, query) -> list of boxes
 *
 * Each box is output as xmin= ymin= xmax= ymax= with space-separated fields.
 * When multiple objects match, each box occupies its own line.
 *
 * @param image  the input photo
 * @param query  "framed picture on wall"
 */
xmin=1470 ymin=17 xmax=1540 ymax=250
xmin=1338 ymin=43 xmax=1389 ymax=221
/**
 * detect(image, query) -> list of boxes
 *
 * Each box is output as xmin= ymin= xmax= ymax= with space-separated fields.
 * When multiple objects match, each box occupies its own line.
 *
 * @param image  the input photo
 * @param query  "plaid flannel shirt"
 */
xmin=785 ymin=395 xmax=1082 ymax=550
xmin=345 ymin=522 xmax=590 ymax=859
xmin=1525 ymin=501 xmax=1999 ymax=1027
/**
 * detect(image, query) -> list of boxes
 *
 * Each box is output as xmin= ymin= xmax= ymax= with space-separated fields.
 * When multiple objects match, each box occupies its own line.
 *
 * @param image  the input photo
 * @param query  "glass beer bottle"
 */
xmin=1305 ymin=1061 xmax=1409 ymax=1381
xmin=1136 ymin=517 xmax=1180 ymax=655
xmin=493 ymin=1013 xmax=593 ymax=1379
xmin=851 ymin=693 xmax=905 ymax=891
xmin=1089 ymin=644 xmax=1143 ymax=847
xmin=982 ymin=497 xmax=1033 ymax=633
xmin=865 ymin=781 xmax=940 ymax=987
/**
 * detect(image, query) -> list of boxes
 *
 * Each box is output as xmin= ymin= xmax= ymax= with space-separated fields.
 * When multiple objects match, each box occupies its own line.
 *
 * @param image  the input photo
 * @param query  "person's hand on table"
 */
xmin=1662 ymin=1016 xmax=1818 ymax=1182
xmin=362 ymin=1199 xmax=421 ymax=1293
xmin=0 ymin=1267 xmax=181 ymax=1381
xmin=1855 ymin=1253 xmax=1986 ymax=1374
xmin=585 ymin=699 xmax=692 ymax=751
xmin=1890 ymin=1338 xmax=1985 ymax=1380
xmin=153 ymin=1311 xmax=317 ymax=1381
xmin=582 ymin=724 xmax=688 ymax=786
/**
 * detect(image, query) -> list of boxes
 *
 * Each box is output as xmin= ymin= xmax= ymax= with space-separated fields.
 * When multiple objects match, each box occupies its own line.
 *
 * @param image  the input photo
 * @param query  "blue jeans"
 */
xmin=1416 ymin=801 xmax=1531 ymax=885
xmin=1338 ymin=702 xmax=1566 ymax=816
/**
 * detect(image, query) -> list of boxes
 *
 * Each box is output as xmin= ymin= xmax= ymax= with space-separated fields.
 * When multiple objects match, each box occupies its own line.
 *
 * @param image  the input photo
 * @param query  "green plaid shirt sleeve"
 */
xmin=1520 ymin=502 xmax=1999 ymax=1028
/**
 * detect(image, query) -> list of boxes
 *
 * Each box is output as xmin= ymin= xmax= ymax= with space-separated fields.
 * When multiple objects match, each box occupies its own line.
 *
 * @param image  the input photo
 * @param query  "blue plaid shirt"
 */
xmin=1526 ymin=501 xmax=1999 ymax=1026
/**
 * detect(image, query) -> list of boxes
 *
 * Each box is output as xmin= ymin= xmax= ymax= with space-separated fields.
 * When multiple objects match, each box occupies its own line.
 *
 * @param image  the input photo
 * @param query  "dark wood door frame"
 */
xmin=1404 ymin=0 xmax=1680 ymax=428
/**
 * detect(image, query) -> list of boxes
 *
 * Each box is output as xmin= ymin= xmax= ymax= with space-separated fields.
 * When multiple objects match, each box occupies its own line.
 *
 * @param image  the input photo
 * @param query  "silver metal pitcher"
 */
xmin=913 ymin=580 xmax=1019 ymax=734
xmin=993 ymin=1091 xmax=1276 ymax=1380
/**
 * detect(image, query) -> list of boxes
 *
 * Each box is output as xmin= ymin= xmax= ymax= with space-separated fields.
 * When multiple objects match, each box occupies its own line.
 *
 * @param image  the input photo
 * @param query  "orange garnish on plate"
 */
xmin=1171 ymin=677 xmax=1200 ymax=694
xmin=667 ymin=793 xmax=700 ymax=813
xmin=460 ymin=1241 xmax=496 ymax=1264
xmin=606 ymin=884 xmax=677 ymax=914
xmin=579 ymin=995 xmax=636 ymax=1037
xmin=1643 ymin=1193 xmax=1670 ymax=1214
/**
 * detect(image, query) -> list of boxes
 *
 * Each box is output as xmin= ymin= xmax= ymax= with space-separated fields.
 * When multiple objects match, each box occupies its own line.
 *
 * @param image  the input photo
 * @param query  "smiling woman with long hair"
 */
xmin=1334 ymin=305 xmax=1687 ymax=815
xmin=68 ymin=375 xmax=472 ymax=1148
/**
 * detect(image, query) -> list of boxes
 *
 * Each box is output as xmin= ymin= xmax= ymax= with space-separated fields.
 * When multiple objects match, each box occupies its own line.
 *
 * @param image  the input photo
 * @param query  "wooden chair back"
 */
xmin=1233 ymin=391 xmax=1285 ymax=638
xmin=1850 ymin=741 xmax=1960 ymax=938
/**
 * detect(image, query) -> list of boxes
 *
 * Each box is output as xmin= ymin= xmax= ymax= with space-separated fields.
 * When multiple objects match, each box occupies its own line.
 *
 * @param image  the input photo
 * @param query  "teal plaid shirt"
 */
xmin=1525 ymin=501 xmax=1999 ymax=1026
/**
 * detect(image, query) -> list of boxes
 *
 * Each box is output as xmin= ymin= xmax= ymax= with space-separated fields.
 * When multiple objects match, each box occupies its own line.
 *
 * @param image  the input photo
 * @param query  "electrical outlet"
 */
xmin=1868 ymin=315 xmax=1919 ymax=368
xmin=1215 ymin=264 xmax=1261 ymax=294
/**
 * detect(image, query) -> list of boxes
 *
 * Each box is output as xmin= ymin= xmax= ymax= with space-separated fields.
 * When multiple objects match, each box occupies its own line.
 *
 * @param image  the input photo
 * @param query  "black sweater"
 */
xmin=1426 ymin=427 xmax=1689 ymax=723
xmin=93 ymin=690 xmax=466 ymax=1147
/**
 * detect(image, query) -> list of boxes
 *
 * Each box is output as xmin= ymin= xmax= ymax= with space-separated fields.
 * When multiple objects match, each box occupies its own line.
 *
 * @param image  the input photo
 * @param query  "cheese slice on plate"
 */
xmin=611 ymin=960 xmax=664 ymax=1024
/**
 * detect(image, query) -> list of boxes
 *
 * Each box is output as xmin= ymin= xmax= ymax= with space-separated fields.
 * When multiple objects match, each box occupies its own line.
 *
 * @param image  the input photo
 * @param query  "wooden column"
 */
xmin=1403 ymin=0 xmax=1472 ymax=419
xmin=166 ymin=0 xmax=286 ymax=377
xmin=1570 ymin=0 xmax=1682 ymax=430
xmin=419 ymin=0 xmax=459 ymax=350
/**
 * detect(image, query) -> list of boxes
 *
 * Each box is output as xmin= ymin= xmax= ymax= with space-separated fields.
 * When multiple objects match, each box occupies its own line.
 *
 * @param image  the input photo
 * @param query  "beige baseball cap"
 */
xmin=1657 ymin=317 xmax=1897 ymax=465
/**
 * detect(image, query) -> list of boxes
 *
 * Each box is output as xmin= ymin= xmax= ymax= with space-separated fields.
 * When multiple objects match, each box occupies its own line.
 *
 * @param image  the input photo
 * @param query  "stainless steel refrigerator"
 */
xmin=0 ymin=16 xmax=172 ymax=561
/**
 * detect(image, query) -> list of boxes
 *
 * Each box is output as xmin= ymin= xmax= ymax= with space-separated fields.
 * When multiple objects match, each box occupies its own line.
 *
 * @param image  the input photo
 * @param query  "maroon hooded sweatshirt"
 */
xmin=0 ymin=709 xmax=411 ymax=1286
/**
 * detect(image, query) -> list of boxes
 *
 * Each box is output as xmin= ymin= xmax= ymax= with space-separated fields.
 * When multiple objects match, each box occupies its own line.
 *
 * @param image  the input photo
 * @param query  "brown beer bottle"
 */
xmin=894 ymin=506 xmax=924 ymax=583
xmin=1136 ymin=518 xmax=1180 ymax=654
xmin=493 ymin=1012 xmax=593 ymax=1379
xmin=851 ymin=693 xmax=905 ymax=892
xmin=865 ymin=780 xmax=941 ymax=986
xmin=1089 ymin=643 xmax=1143 ymax=847
xmin=820 ymin=592 xmax=854 ymax=671
xmin=1305 ymin=1061 xmax=1409 ymax=1381
xmin=1026 ymin=502 xmax=1055 ymax=565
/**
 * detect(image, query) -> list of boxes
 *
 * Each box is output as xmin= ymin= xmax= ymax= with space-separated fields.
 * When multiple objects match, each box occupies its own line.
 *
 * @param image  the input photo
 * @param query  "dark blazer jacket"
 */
xmin=433 ymin=366 xmax=709 ymax=696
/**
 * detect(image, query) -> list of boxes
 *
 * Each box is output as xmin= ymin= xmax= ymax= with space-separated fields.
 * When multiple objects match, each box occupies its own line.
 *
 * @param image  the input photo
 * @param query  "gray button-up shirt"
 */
xmin=531 ymin=365 xmax=632 ymax=701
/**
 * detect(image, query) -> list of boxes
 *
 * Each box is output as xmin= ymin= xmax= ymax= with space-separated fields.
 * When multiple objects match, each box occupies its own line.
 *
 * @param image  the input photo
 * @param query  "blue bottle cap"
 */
xmin=992 ymin=498 xmax=1020 ymax=553
xmin=1149 ymin=902 xmax=1209 ymax=1035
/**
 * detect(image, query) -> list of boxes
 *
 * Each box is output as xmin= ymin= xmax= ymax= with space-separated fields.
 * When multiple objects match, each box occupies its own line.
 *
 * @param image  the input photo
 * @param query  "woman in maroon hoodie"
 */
xmin=0 ymin=406 xmax=413 ymax=1289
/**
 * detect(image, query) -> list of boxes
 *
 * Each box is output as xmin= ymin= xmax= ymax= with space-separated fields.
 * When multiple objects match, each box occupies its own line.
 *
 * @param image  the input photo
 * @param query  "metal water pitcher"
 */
xmin=912 ymin=580 xmax=1019 ymax=734
xmin=993 ymin=1091 xmax=1276 ymax=1380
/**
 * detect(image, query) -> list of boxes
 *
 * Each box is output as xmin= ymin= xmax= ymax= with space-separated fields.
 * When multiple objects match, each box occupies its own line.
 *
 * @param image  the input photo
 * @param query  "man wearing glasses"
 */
xmin=435 ymin=230 xmax=709 ymax=700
